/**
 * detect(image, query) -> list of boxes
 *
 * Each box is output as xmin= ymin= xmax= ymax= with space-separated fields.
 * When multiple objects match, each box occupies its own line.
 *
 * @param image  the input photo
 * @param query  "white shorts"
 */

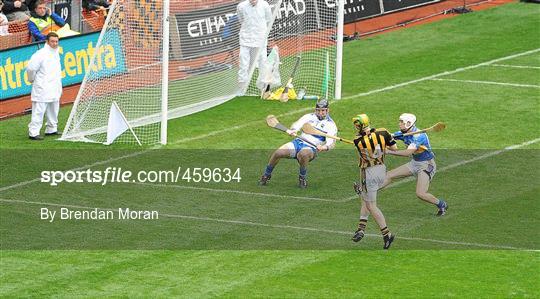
xmin=406 ymin=159 xmax=437 ymax=180
xmin=360 ymin=164 xmax=386 ymax=202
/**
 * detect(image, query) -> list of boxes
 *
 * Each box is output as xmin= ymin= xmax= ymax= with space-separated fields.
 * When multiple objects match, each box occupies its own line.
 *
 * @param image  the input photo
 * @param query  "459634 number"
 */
xmin=180 ymin=168 xmax=241 ymax=183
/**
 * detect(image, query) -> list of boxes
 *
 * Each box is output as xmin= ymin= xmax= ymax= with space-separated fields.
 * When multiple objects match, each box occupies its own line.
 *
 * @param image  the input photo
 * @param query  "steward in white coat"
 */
xmin=26 ymin=32 xmax=62 ymax=140
xmin=236 ymin=0 xmax=272 ymax=93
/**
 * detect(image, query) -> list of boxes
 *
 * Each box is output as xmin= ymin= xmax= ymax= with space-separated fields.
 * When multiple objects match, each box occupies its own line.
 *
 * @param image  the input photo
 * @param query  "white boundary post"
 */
xmin=335 ymin=0 xmax=344 ymax=100
xmin=160 ymin=0 xmax=170 ymax=145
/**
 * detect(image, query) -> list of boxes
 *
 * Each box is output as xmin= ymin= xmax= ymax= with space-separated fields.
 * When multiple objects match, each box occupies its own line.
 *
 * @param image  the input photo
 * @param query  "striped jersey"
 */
xmin=354 ymin=128 xmax=396 ymax=169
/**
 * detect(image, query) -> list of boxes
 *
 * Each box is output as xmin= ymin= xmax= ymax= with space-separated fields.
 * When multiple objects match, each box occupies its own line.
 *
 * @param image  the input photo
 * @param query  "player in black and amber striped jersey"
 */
xmin=351 ymin=114 xmax=398 ymax=249
xmin=354 ymin=126 xmax=395 ymax=169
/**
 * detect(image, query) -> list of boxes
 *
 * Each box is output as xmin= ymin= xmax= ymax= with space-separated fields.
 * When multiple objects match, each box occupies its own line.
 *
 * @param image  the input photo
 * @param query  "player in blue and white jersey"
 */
xmin=383 ymin=113 xmax=448 ymax=216
xmin=259 ymin=100 xmax=338 ymax=188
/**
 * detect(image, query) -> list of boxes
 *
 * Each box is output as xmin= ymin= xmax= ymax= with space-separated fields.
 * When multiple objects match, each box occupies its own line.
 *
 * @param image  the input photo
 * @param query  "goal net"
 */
xmin=61 ymin=0 xmax=343 ymax=145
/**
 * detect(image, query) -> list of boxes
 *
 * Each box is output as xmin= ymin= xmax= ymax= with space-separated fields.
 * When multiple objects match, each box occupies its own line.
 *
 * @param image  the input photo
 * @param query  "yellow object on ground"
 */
xmin=265 ymin=87 xmax=297 ymax=101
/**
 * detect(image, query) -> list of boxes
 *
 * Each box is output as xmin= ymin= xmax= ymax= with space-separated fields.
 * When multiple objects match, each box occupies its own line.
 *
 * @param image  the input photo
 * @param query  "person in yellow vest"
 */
xmin=28 ymin=0 xmax=78 ymax=41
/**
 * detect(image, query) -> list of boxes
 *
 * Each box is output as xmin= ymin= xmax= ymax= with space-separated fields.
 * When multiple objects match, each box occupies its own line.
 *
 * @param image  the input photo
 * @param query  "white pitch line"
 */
xmin=1 ymin=48 xmax=539 ymax=194
xmin=0 ymin=198 xmax=526 ymax=250
xmin=431 ymin=78 xmax=540 ymax=89
xmin=132 ymin=182 xmax=341 ymax=202
xmin=341 ymin=48 xmax=540 ymax=100
xmin=343 ymin=137 xmax=540 ymax=201
xmin=489 ymin=64 xmax=540 ymax=70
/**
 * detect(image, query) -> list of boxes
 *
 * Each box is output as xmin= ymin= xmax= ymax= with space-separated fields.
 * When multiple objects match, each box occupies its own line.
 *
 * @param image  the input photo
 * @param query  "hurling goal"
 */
xmin=60 ymin=0 xmax=344 ymax=145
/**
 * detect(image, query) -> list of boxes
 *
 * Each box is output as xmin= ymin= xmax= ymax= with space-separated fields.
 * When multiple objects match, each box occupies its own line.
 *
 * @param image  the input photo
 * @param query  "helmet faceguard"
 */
xmin=399 ymin=113 xmax=416 ymax=133
xmin=352 ymin=114 xmax=370 ymax=132
xmin=315 ymin=99 xmax=329 ymax=120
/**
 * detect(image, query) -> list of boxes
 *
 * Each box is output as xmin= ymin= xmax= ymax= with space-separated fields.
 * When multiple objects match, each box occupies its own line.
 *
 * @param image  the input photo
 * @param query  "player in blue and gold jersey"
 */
xmin=383 ymin=113 xmax=448 ymax=216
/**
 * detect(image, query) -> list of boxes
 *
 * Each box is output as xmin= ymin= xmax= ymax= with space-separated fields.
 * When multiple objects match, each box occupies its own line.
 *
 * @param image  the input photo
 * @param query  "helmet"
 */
xmin=399 ymin=113 xmax=416 ymax=130
xmin=315 ymin=99 xmax=329 ymax=109
xmin=315 ymin=99 xmax=329 ymax=120
xmin=352 ymin=114 xmax=370 ymax=131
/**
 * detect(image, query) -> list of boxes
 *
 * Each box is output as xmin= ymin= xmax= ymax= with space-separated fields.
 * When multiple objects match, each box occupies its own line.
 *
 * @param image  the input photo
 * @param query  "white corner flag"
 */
xmin=105 ymin=101 xmax=142 ymax=146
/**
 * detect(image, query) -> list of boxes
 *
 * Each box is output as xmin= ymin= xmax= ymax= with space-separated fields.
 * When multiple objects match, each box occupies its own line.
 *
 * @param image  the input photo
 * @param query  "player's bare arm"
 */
xmin=386 ymin=144 xmax=417 ymax=157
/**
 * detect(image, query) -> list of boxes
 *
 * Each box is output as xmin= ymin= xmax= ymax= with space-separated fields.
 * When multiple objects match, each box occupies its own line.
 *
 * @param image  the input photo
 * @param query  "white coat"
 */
xmin=237 ymin=0 xmax=272 ymax=48
xmin=0 ymin=13 xmax=8 ymax=36
xmin=26 ymin=43 xmax=62 ymax=102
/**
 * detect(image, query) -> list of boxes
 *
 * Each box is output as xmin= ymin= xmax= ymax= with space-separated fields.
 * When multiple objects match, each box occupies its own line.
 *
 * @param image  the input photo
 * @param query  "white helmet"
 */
xmin=399 ymin=113 xmax=416 ymax=130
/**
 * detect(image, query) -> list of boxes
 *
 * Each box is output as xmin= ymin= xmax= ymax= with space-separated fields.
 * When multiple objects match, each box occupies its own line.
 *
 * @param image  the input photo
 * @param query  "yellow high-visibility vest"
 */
xmin=29 ymin=16 xmax=56 ymax=33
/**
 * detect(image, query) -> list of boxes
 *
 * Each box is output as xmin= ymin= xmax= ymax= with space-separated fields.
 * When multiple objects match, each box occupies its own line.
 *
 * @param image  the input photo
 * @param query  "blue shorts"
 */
xmin=290 ymin=138 xmax=317 ymax=161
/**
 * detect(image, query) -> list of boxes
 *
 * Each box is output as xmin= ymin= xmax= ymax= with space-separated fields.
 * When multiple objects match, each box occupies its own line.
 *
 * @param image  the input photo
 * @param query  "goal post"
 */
xmin=161 ymin=0 xmax=170 ymax=145
xmin=60 ymin=0 xmax=344 ymax=145
xmin=336 ymin=0 xmax=344 ymax=100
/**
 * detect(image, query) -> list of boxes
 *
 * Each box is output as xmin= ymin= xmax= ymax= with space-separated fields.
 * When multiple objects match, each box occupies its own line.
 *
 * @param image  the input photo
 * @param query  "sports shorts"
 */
xmin=407 ymin=159 xmax=437 ymax=180
xmin=284 ymin=138 xmax=317 ymax=160
xmin=360 ymin=164 xmax=386 ymax=202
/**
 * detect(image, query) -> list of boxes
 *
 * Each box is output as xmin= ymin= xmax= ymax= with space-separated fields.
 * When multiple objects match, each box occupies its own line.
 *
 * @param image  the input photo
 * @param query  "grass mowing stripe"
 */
xmin=0 ymin=119 xmax=308 ymax=192
xmin=341 ymin=48 xmax=540 ymax=100
xmin=1 ymin=6 xmax=538 ymax=295
xmin=343 ymin=137 xmax=540 ymax=201
xmin=0 ymin=198 xmax=528 ymax=250
xmin=1 ymin=48 xmax=538 ymax=194
xmin=431 ymin=78 xmax=540 ymax=88
xmin=0 ymin=251 xmax=537 ymax=297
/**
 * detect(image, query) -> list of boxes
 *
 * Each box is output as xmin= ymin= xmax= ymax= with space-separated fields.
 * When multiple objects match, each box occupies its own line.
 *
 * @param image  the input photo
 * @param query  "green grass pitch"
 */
xmin=1 ymin=2 xmax=539 ymax=297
